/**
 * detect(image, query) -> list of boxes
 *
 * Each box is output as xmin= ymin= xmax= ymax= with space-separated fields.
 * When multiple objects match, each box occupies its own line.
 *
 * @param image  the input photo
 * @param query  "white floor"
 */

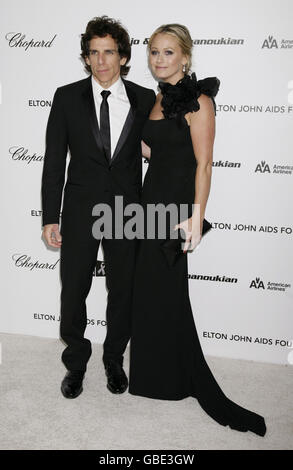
xmin=0 ymin=332 xmax=292 ymax=450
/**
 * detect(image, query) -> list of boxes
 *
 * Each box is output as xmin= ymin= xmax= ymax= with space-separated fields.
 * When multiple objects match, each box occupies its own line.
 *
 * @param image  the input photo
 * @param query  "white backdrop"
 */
xmin=1 ymin=0 xmax=292 ymax=365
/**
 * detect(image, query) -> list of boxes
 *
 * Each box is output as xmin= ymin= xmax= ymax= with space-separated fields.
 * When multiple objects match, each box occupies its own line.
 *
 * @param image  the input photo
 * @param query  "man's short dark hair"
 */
xmin=81 ymin=15 xmax=131 ymax=77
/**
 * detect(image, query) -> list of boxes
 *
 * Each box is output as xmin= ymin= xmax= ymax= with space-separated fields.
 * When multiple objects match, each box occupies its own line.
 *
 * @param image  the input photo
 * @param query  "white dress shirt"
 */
xmin=91 ymin=75 xmax=130 ymax=158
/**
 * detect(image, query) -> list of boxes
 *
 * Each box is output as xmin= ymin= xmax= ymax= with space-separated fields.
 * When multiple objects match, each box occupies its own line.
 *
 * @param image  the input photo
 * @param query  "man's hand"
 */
xmin=42 ymin=223 xmax=62 ymax=248
xmin=141 ymin=140 xmax=151 ymax=159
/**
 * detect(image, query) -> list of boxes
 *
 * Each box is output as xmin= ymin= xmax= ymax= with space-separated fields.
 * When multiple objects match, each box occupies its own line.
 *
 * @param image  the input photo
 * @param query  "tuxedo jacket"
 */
xmin=41 ymin=75 xmax=156 ymax=226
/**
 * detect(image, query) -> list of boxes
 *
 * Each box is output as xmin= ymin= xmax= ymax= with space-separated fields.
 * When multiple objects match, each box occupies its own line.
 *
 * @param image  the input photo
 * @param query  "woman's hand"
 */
xmin=174 ymin=215 xmax=203 ymax=253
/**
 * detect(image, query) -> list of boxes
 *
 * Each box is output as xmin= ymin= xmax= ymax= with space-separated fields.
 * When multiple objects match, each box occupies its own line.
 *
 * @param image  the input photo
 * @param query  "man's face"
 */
xmin=85 ymin=35 xmax=127 ymax=88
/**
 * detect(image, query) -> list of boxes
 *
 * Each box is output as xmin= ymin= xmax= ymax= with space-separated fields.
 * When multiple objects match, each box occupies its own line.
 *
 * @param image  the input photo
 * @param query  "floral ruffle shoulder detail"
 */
xmin=158 ymin=72 xmax=220 ymax=124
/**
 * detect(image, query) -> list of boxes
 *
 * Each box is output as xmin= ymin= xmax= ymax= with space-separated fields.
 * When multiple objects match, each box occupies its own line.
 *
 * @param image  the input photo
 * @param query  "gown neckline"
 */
xmin=147 ymin=117 xmax=191 ymax=128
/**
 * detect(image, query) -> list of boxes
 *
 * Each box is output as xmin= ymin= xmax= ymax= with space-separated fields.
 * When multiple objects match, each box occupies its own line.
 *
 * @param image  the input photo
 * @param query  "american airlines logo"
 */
xmin=261 ymin=35 xmax=293 ymax=49
xmin=255 ymin=160 xmax=293 ymax=175
xmin=249 ymin=277 xmax=291 ymax=292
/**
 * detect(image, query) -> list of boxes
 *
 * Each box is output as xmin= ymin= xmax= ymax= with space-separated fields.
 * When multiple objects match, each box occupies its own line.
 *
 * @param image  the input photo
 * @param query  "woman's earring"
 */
xmin=183 ymin=64 xmax=186 ymax=73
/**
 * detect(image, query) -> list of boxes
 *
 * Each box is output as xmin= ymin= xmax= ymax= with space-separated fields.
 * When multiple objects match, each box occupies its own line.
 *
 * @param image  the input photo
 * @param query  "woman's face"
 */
xmin=148 ymin=33 xmax=187 ymax=84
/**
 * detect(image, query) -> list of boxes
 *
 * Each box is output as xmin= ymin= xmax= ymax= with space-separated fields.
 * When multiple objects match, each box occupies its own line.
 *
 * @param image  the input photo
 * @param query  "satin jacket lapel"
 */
xmin=81 ymin=77 xmax=109 ymax=165
xmin=110 ymin=79 xmax=137 ymax=165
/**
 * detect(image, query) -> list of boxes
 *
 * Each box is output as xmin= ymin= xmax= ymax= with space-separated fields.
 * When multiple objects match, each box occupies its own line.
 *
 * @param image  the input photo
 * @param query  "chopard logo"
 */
xmin=12 ymin=254 xmax=59 ymax=271
xmin=5 ymin=32 xmax=57 ymax=50
xmin=9 ymin=146 xmax=44 ymax=164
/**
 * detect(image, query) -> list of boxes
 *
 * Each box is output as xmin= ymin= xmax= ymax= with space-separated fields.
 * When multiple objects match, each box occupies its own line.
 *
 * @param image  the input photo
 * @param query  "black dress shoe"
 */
xmin=61 ymin=370 xmax=85 ymax=399
xmin=104 ymin=360 xmax=128 ymax=394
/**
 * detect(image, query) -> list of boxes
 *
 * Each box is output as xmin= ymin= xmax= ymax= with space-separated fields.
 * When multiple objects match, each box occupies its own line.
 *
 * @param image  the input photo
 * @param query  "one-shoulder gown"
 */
xmin=128 ymin=74 xmax=266 ymax=437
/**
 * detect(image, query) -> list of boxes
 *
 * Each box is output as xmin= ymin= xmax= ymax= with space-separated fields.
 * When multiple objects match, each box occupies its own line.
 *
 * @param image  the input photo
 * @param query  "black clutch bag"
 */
xmin=160 ymin=218 xmax=212 ymax=267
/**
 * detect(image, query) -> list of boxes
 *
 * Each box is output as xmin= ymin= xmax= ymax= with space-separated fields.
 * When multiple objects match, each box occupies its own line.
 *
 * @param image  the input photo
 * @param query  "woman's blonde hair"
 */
xmin=147 ymin=23 xmax=193 ymax=74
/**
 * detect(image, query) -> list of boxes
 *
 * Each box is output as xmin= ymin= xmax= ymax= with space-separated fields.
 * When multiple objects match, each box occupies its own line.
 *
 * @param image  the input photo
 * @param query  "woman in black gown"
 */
xmin=128 ymin=23 xmax=266 ymax=437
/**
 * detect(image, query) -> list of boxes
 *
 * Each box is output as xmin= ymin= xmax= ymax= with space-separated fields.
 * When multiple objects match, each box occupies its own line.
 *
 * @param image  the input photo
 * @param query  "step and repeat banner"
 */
xmin=1 ymin=0 xmax=292 ymax=365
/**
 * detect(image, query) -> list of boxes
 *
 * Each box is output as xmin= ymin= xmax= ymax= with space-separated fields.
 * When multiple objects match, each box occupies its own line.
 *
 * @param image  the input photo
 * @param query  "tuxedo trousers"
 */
xmin=59 ymin=191 xmax=137 ymax=372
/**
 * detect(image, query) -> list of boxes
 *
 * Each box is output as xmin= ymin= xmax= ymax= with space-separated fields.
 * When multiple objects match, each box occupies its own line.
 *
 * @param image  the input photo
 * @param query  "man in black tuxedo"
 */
xmin=41 ymin=16 xmax=155 ymax=398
